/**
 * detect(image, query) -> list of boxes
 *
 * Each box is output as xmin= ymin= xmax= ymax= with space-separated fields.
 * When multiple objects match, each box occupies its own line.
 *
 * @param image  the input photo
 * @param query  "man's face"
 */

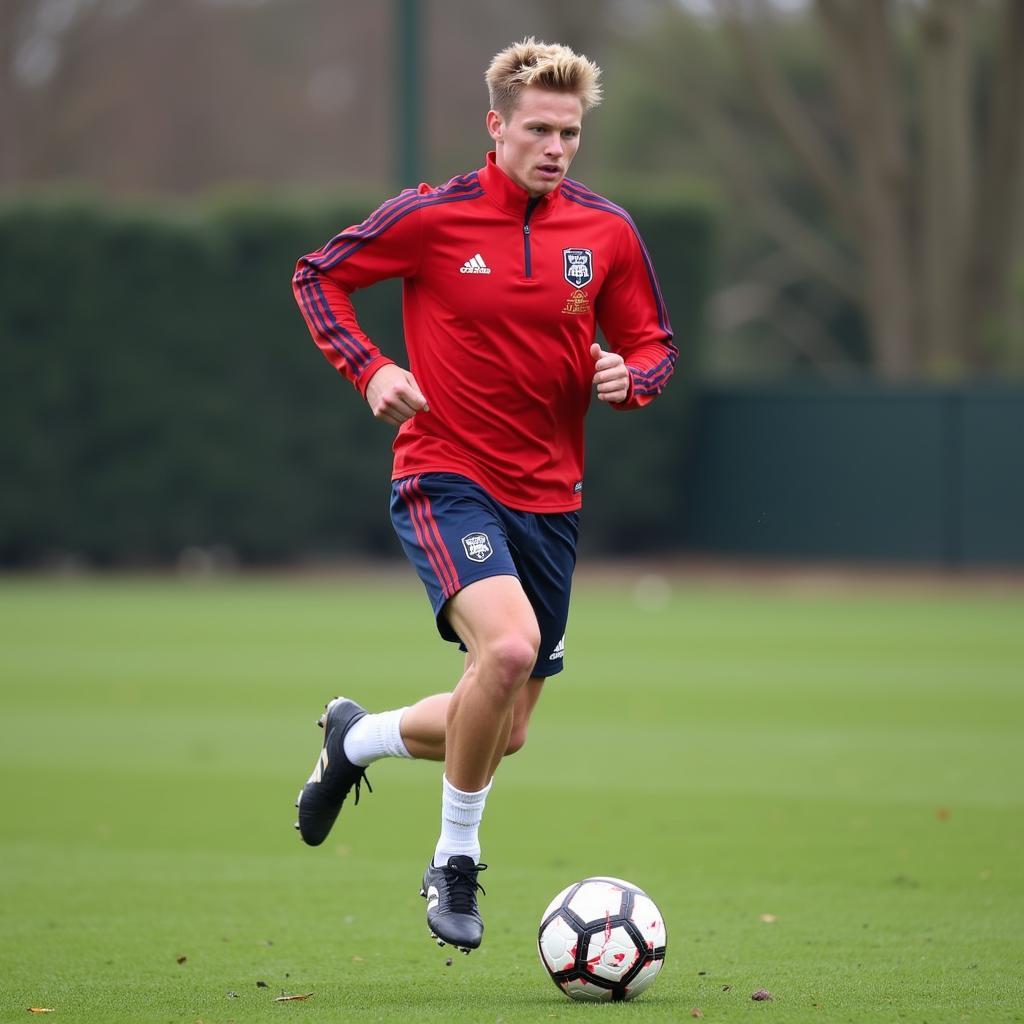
xmin=487 ymin=86 xmax=583 ymax=197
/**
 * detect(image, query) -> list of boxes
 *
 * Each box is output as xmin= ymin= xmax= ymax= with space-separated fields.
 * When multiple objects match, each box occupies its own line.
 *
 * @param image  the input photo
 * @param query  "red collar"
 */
xmin=478 ymin=151 xmax=562 ymax=219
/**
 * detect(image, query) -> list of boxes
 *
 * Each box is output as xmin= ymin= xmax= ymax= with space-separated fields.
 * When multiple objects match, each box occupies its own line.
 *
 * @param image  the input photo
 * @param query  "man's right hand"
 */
xmin=364 ymin=363 xmax=430 ymax=426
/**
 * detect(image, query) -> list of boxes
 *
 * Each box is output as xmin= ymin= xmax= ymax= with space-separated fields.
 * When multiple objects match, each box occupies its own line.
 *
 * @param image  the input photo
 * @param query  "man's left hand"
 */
xmin=591 ymin=343 xmax=630 ymax=404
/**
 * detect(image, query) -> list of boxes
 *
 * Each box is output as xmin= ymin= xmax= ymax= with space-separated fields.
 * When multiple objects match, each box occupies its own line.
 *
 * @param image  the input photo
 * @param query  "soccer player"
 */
xmin=291 ymin=37 xmax=676 ymax=955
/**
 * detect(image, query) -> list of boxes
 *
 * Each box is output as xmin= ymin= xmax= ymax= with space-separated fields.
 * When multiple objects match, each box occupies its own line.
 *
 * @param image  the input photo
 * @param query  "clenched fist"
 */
xmin=365 ymin=364 xmax=429 ymax=426
xmin=591 ymin=343 xmax=630 ymax=404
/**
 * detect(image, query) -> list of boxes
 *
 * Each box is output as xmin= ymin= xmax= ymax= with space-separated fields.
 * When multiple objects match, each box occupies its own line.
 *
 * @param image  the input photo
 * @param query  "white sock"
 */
xmin=433 ymin=775 xmax=492 ymax=867
xmin=342 ymin=708 xmax=412 ymax=767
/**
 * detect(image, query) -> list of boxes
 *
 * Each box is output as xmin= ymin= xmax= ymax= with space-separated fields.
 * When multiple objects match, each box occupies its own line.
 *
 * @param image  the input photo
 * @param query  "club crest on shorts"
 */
xmin=563 ymin=248 xmax=594 ymax=289
xmin=461 ymin=532 xmax=493 ymax=562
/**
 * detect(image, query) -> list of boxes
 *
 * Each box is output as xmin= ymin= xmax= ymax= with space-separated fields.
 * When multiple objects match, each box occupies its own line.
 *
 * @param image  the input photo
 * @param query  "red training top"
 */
xmin=293 ymin=153 xmax=676 ymax=512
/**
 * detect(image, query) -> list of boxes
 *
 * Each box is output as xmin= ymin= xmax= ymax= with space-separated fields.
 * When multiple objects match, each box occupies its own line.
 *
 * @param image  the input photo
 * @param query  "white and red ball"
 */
xmin=537 ymin=876 xmax=667 ymax=1002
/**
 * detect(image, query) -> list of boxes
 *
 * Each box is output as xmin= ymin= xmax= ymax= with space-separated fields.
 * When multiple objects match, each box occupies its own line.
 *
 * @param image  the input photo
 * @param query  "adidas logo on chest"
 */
xmin=460 ymin=253 xmax=491 ymax=274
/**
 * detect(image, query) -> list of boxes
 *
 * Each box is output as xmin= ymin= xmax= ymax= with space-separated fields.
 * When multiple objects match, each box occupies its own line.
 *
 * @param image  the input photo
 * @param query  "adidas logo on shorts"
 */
xmin=548 ymin=635 xmax=565 ymax=661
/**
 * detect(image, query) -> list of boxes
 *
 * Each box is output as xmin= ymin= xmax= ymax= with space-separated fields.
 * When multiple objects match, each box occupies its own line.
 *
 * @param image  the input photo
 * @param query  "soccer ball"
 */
xmin=537 ymin=876 xmax=667 ymax=1002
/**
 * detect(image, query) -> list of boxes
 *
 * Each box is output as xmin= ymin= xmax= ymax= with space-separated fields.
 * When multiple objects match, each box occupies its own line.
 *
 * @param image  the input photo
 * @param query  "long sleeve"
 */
xmin=595 ymin=218 xmax=678 ymax=411
xmin=292 ymin=189 xmax=424 ymax=396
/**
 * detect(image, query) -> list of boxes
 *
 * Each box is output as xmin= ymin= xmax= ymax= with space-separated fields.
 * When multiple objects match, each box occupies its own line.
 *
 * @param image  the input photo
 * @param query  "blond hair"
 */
xmin=485 ymin=37 xmax=602 ymax=118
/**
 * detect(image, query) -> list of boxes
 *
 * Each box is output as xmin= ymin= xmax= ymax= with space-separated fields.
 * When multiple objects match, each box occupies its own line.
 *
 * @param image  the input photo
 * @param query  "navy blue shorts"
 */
xmin=390 ymin=473 xmax=579 ymax=677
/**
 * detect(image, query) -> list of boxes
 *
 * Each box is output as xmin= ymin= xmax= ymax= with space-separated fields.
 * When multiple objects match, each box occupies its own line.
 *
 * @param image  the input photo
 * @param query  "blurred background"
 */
xmin=1 ymin=0 xmax=1022 ymax=570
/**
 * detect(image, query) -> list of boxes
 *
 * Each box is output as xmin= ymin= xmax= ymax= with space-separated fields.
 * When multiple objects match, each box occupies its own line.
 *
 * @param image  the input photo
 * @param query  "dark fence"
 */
xmin=7 ymin=197 xmax=1018 ymax=569
xmin=681 ymin=386 xmax=1024 ymax=565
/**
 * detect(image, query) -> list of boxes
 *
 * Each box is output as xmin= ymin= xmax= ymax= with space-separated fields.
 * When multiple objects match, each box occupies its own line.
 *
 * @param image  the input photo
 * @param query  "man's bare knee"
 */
xmin=478 ymin=633 xmax=539 ymax=703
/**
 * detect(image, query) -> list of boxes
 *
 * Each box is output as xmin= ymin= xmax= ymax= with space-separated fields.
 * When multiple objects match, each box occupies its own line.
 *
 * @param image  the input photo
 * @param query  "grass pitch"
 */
xmin=0 ymin=570 xmax=1022 ymax=1023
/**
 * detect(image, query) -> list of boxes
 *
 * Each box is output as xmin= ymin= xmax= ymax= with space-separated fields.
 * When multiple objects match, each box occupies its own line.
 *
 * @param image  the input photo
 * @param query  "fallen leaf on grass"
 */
xmin=752 ymin=988 xmax=773 ymax=1001
xmin=936 ymin=807 xmax=951 ymax=822
xmin=691 ymin=1009 xmax=704 ymax=1018
xmin=759 ymin=913 xmax=778 ymax=923
xmin=351 ymin=956 xmax=364 ymax=962
xmin=274 ymin=993 xmax=314 ymax=1003
xmin=176 ymin=955 xmax=188 ymax=964
xmin=722 ymin=985 xmax=732 ymax=992
xmin=27 ymin=1010 xmax=55 ymax=1015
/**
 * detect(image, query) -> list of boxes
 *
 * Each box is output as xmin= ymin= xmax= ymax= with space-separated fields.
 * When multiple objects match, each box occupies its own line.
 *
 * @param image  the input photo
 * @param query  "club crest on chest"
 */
xmin=563 ymin=248 xmax=594 ymax=289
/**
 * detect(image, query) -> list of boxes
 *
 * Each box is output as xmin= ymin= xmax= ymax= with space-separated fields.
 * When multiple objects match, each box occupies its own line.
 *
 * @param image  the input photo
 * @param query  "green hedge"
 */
xmin=0 ymin=189 xmax=714 ymax=565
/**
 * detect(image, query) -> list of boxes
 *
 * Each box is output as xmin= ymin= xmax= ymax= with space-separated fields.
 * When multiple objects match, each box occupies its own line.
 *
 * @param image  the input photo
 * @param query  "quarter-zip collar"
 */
xmin=479 ymin=151 xmax=563 ymax=220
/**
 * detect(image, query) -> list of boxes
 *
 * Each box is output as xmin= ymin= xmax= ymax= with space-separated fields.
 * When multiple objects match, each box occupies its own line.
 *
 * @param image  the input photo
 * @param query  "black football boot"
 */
xmin=420 ymin=855 xmax=488 ymax=953
xmin=294 ymin=696 xmax=371 ymax=846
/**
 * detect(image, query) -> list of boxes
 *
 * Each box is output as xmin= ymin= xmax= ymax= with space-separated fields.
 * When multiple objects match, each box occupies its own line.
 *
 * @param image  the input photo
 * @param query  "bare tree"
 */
xmin=712 ymin=0 xmax=1024 ymax=378
xmin=965 ymin=0 xmax=1024 ymax=366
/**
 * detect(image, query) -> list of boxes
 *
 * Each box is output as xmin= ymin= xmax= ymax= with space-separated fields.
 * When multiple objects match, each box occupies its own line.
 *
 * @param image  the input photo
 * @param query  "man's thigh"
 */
xmin=390 ymin=473 xmax=520 ymax=643
xmin=390 ymin=472 xmax=577 ymax=677
xmin=444 ymin=574 xmax=541 ymax=658
xmin=503 ymin=508 xmax=579 ymax=676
